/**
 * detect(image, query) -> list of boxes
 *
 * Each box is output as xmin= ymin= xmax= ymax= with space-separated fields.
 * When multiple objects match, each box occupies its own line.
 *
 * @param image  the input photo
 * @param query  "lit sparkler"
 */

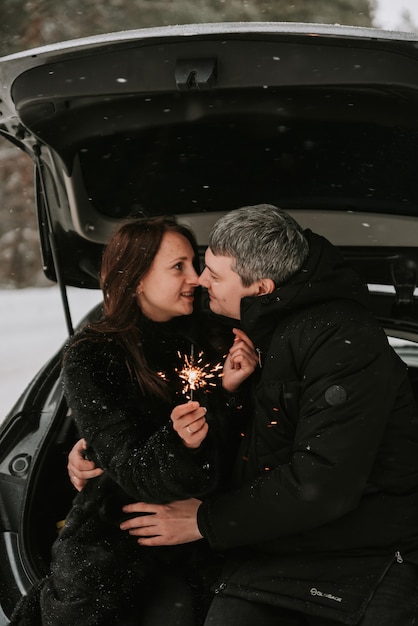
xmin=177 ymin=344 xmax=222 ymax=400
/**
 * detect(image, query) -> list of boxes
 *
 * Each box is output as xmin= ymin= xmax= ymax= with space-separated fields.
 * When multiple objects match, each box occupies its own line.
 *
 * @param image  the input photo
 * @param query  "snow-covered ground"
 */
xmin=0 ymin=286 xmax=102 ymax=420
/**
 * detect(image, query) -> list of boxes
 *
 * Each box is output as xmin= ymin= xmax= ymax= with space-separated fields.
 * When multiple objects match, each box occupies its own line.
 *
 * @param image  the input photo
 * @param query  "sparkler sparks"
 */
xmin=177 ymin=345 xmax=222 ymax=400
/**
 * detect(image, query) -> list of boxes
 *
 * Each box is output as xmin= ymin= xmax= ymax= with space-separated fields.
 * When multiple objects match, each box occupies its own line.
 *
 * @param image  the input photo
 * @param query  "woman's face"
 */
xmin=137 ymin=231 xmax=199 ymax=322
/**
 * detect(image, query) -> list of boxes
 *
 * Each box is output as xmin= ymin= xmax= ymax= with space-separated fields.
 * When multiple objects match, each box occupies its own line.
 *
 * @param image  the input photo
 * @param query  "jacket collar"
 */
xmin=239 ymin=229 xmax=370 ymax=349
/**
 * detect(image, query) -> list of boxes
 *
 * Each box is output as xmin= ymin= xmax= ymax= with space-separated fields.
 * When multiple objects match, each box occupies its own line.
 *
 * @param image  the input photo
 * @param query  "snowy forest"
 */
xmin=0 ymin=0 xmax=414 ymax=288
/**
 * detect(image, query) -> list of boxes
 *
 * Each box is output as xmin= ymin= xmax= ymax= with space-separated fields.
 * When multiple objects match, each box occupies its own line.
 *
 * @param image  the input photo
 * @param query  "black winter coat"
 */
xmin=198 ymin=231 xmax=418 ymax=624
xmin=12 ymin=313 xmax=231 ymax=626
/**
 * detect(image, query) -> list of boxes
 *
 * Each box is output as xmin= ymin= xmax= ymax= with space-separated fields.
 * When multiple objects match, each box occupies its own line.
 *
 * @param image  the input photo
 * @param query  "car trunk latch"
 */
xmin=175 ymin=58 xmax=217 ymax=91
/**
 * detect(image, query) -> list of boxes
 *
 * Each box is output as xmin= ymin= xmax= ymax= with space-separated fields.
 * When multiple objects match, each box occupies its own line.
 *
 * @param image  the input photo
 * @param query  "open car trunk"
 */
xmin=1 ymin=24 xmax=418 ymax=291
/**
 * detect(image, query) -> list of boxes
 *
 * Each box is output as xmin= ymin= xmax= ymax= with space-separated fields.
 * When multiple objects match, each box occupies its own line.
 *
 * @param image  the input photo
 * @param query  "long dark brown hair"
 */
xmin=86 ymin=216 xmax=200 ymax=398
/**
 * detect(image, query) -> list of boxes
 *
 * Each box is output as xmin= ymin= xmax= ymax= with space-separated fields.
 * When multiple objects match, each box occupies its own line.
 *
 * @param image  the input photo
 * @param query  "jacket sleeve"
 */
xmin=62 ymin=336 xmax=220 ymax=503
xmin=197 ymin=310 xmax=407 ymax=548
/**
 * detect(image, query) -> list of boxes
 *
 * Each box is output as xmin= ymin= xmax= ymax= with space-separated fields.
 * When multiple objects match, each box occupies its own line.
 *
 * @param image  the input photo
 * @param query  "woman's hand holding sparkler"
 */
xmin=170 ymin=401 xmax=208 ymax=449
xmin=222 ymin=328 xmax=259 ymax=392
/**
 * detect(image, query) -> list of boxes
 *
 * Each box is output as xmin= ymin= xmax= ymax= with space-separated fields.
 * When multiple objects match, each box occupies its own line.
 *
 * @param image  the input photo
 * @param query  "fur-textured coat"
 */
xmin=11 ymin=313 xmax=232 ymax=626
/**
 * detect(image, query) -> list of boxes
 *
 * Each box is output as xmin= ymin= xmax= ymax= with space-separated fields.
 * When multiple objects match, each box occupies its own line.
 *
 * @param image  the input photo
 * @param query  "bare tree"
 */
xmin=0 ymin=142 xmax=46 ymax=287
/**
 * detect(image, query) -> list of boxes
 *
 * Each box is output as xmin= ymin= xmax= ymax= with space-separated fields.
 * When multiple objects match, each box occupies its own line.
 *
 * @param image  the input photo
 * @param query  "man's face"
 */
xmin=199 ymin=247 xmax=259 ymax=320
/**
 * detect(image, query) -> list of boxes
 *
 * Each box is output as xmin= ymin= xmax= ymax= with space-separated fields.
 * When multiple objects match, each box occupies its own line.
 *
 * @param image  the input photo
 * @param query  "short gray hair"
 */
xmin=209 ymin=204 xmax=309 ymax=287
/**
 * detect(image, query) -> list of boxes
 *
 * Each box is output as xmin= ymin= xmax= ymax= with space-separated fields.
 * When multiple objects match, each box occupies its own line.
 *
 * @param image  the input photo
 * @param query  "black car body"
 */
xmin=1 ymin=21 xmax=418 ymax=623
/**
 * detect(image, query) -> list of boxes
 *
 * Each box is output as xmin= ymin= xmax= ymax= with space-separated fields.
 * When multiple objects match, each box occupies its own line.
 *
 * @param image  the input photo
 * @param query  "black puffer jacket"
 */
xmin=198 ymin=231 xmax=418 ymax=624
xmin=11 ymin=313 xmax=231 ymax=626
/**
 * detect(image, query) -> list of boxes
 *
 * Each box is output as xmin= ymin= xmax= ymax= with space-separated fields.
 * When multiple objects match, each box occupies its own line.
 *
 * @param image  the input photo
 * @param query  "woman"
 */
xmin=11 ymin=216 xmax=257 ymax=626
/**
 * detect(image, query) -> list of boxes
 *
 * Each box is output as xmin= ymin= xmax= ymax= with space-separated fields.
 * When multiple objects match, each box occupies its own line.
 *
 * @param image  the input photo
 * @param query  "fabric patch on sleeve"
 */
xmin=324 ymin=384 xmax=347 ymax=406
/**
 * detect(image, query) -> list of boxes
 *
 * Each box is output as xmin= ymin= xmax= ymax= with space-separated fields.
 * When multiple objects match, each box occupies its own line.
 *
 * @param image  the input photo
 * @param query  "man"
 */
xmin=71 ymin=205 xmax=418 ymax=625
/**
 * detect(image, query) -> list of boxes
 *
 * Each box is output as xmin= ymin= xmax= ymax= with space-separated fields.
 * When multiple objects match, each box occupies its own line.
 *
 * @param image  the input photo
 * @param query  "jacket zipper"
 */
xmin=256 ymin=348 xmax=263 ymax=368
xmin=395 ymin=550 xmax=403 ymax=564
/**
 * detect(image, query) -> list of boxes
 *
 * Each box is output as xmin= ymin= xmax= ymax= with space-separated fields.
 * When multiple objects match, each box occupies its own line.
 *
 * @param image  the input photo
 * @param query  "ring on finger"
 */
xmin=186 ymin=425 xmax=193 ymax=434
